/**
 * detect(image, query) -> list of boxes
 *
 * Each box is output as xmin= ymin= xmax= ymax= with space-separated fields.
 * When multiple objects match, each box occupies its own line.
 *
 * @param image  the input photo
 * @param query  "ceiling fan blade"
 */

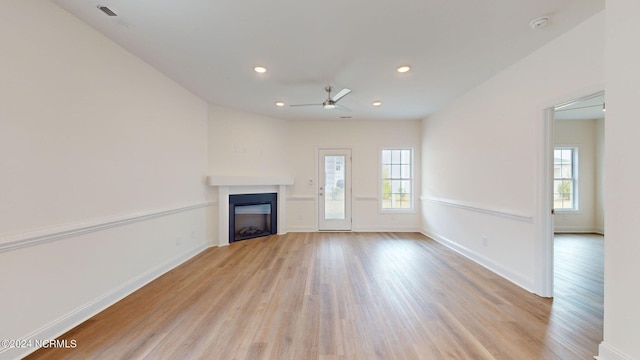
xmin=289 ymin=103 xmax=321 ymax=107
xmin=331 ymin=88 xmax=352 ymax=102
xmin=335 ymin=104 xmax=352 ymax=112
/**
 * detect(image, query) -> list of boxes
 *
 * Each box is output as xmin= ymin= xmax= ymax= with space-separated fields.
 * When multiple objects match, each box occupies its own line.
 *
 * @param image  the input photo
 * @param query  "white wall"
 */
xmin=553 ymin=119 xmax=604 ymax=233
xmin=0 ymin=1 xmax=209 ymax=359
xmin=600 ymin=0 xmax=640 ymax=358
xmin=421 ymin=12 xmax=605 ymax=293
xmin=287 ymin=120 xmax=422 ymax=232
xmin=207 ymin=106 xmax=422 ymax=241
xmin=208 ymin=105 xmax=291 ymax=179
xmin=207 ymin=105 xmax=291 ymax=244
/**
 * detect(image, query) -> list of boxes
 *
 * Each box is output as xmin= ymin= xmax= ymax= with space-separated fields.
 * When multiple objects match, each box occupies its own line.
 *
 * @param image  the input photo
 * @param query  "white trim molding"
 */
xmin=0 ymin=201 xmax=212 ymax=253
xmin=596 ymin=342 xmax=635 ymax=360
xmin=423 ymin=196 xmax=534 ymax=223
xmin=2 ymin=243 xmax=207 ymax=360
xmin=422 ymin=229 xmax=535 ymax=292
xmin=208 ymin=176 xmax=293 ymax=187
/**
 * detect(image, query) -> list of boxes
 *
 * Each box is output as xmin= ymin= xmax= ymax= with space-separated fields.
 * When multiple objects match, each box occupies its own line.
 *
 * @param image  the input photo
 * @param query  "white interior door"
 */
xmin=318 ymin=149 xmax=351 ymax=231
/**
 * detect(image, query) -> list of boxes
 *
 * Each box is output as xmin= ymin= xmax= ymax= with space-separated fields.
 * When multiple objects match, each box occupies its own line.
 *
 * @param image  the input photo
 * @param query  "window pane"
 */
xmin=382 ymin=180 xmax=392 ymax=200
xmin=392 ymin=180 xmax=402 ymax=194
xmin=553 ymin=147 xmax=577 ymax=210
xmin=554 ymin=149 xmax=562 ymax=160
xmin=324 ymin=155 xmax=345 ymax=219
xmin=391 ymin=150 xmax=401 ymax=164
xmin=401 ymin=150 xmax=411 ymax=164
xmin=401 ymin=165 xmax=411 ymax=179
xmin=391 ymin=164 xmax=400 ymax=178
xmin=381 ymin=148 xmax=413 ymax=210
xmin=401 ymin=180 xmax=411 ymax=192
xmin=382 ymin=150 xmax=391 ymax=164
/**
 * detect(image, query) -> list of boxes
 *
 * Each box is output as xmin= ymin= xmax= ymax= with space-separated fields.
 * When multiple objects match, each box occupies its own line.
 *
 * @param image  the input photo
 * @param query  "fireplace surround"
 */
xmin=208 ymin=176 xmax=293 ymax=246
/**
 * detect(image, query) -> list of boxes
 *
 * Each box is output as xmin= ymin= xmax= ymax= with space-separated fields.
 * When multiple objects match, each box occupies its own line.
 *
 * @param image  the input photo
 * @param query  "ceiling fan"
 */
xmin=290 ymin=86 xmax=352 ymax=111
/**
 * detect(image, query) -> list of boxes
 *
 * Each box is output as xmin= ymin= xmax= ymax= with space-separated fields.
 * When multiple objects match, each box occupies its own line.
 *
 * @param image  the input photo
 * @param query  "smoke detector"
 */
xmin=529 ymin=16 xmax=550 ymax=29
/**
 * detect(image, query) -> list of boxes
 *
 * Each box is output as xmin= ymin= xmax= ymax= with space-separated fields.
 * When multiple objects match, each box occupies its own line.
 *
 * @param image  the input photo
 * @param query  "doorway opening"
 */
xmin=541 ymin=91 xmax=605 ymax=296
xmin=542 ymin=91 xmax=604 ymax=343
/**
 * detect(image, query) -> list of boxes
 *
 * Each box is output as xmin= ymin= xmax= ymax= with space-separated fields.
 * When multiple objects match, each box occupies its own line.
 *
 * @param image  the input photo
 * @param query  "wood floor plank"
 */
xmin=24 ymin=232 xmax=603 ymax=359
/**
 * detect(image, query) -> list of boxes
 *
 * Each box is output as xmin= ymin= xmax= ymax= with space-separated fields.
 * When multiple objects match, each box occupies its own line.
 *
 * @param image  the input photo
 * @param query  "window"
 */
xmin=381 ymin=148 xmax=413 ymax=210
xmin=554 ymin=148 xmax=578 ymax=210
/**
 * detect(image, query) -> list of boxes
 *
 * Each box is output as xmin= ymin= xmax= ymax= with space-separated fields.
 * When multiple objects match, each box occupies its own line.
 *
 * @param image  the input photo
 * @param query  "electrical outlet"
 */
xmin=191 ymin=230 xmax=195 ymax=239
xmin=176 ymin=237 xmax=184 ymax=246
xmin=481 ymin=236 xmax=488 ymax=247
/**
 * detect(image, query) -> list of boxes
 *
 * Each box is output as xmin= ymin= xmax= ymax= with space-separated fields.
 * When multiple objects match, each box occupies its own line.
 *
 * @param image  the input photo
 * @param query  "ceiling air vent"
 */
xmin=97 ymin=5 xmax=117 ymax=16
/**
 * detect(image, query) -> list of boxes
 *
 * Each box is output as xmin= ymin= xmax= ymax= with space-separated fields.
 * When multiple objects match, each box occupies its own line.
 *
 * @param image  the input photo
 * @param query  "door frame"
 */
xmin=537 ymin=90 xmax=604 ymax=298
xmin=317 ymin=148 xmax=352 ymax=231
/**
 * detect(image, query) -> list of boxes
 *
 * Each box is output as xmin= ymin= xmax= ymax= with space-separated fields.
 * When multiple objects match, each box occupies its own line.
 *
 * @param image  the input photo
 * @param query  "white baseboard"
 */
xmin=4 ymin=244 xmax=207 ymax=360
xmin=596 ymin=342 xmax=634 ymax=360
xmin=421 ymin=229 xmax=534 ymax=293
xmin=352 ymin=227 xmax=421 ymax=232
xmin=286 ymin=227 xmax=421 ymax=233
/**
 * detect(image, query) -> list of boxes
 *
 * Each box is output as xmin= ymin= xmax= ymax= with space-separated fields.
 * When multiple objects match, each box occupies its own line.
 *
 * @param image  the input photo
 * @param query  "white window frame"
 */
xmin=553 ymin=146 xmax=579 ymax=212
xmin=380 ymin=147 xmax=414 ymax=212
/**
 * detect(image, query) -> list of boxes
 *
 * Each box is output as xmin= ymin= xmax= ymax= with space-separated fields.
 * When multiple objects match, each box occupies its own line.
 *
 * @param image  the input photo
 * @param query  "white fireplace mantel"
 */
xmin=208 ymin=176 xmax=294 ymax=187
xmin=208 ymin=176 xmax=294 ymax=246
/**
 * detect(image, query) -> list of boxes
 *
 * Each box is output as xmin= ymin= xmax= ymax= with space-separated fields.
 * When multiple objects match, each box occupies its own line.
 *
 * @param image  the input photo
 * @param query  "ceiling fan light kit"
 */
xmin=290 ymin=85 xmax=352 ymax=112
xmin=323 ymin=102 xmax=336 ymax=109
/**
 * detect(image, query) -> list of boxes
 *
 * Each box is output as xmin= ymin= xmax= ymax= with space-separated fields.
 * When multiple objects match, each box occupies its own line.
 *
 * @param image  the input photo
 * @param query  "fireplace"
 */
xmin=229 ymin=193 xmax=277 ymax=242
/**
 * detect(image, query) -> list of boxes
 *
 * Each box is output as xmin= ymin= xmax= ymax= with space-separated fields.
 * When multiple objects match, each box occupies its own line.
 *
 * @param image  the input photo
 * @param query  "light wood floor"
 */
xmin=25 ymin=232 xmax=603 ymax=359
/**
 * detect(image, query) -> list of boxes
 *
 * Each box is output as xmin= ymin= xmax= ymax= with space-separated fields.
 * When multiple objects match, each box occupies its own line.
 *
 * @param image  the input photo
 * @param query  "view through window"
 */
xmin=381 ymin=148 xmax=412 ymax=210
xmin=554 ymin=148 xmax=577 ymax=210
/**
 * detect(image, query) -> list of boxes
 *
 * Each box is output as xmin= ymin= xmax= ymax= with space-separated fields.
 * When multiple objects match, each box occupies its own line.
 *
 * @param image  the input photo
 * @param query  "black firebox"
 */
xmin=229 ymin=193 xmax=277 ymax=243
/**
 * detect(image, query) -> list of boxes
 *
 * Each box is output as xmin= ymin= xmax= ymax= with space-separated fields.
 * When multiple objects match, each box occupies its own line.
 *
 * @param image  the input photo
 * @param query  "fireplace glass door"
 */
xmin=229 ymin=193 xmax=277 ymax=242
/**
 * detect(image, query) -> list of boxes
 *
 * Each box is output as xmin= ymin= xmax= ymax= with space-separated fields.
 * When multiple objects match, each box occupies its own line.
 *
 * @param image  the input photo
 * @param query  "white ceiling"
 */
xmin=52 ymin=0 xmax=604 ymax=121
xmin=554 ymin=93 xmax=605 ymax=121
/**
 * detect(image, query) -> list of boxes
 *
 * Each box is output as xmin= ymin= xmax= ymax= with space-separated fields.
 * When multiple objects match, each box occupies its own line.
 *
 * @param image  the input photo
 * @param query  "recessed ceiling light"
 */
xmin=275 ymin=101 xmax=285 ymax=107
xmin=372 ymin=101 xmax=383 ymax=107
xmin=254 ymin=66 xmax=267 ymax=73
xmin=529 ymin=16 xmax=550 ymax=29
xmin=397 ymin=65 xmax=411 ymax=73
